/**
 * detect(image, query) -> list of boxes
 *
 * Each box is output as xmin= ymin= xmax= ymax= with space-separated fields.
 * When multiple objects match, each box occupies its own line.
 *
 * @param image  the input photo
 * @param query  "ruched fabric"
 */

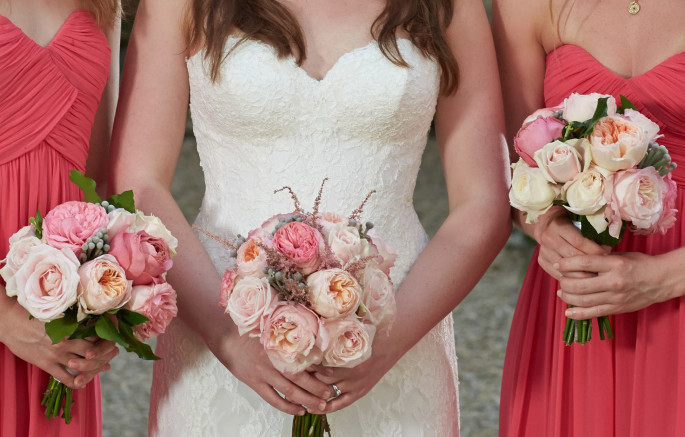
xmin=500 ymin=44 xmax=685 ymax=437
xmin=0 ymin=10 xmax=110 ymax=436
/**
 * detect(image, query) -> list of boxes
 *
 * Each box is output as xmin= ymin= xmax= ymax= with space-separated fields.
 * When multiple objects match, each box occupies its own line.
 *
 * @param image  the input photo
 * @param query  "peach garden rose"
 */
xmin=307 ymin=268 xmax=362 ymax=320
xmin=77 ymin=254 xmax=132 ymax=316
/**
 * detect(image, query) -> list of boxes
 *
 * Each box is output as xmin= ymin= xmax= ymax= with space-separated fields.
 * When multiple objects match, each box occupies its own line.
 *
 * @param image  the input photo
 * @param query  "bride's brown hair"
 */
xmin=184 ymin=0 xmax=459 ymax=94
xmin=80 ymin=0 xmax=121 ymax=31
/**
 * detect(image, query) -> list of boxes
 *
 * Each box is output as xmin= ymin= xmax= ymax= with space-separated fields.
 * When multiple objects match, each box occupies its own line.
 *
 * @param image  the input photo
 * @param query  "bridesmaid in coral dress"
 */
xmin=0 ymin=2 xmax=120 ymax=435
xmin=494 ymin=0 xmax=685 ymax=435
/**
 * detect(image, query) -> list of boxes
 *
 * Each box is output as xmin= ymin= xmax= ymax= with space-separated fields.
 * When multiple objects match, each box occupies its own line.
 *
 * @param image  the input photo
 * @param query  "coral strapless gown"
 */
xmin=0 ymin=11 xmax=110 ymax=436
xmin=500 ymin=44 xmax=685 ymax=437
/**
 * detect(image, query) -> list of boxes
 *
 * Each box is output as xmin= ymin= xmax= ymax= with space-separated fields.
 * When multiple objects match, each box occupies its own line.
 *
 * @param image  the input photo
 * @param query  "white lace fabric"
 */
xmin=149 ymin=37 xmax=460 ymax=437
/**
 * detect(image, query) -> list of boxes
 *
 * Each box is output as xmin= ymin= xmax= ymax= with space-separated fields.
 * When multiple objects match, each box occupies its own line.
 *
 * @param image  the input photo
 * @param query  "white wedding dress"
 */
xmin=149 ymin=36 xmax=460 ymax=437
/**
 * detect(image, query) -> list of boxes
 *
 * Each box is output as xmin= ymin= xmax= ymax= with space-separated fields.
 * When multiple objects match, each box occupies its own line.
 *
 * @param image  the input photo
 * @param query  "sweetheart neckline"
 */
xmin=0 ymin=10 xmax=87 ymax=49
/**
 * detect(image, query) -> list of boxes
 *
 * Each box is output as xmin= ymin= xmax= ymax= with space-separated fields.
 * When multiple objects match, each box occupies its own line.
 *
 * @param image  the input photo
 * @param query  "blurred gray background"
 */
xmin=102 ymin=1 xmax=536 ymax=436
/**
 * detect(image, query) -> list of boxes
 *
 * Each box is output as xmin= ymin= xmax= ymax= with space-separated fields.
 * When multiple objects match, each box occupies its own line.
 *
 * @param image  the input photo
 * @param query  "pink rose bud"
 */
xmin=43 ymin=201 xmax=108 ymax=256
xmin=272 ymin=222 xmax=323 ymax=275
xmin=126 ymin=283 xmax=178 ymax=340
xmin=513 ymin=116 xmax=566 ymax=167
xmin=108 ymin=231 xmax=173 ymax=285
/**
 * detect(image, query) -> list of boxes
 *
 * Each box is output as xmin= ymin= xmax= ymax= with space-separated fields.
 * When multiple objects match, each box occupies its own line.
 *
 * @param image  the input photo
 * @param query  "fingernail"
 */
xmin=565 ymin=310 xmax=574 ymax=317
xmin=68 ymin=360 xmax=77 ymax=368
xmin=298 ymin=409 xmax=306 ymax=416
xmin=319 ymin=401 xmax=327 ymax=410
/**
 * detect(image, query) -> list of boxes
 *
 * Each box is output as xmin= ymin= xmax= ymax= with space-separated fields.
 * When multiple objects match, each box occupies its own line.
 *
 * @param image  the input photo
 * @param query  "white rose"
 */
xmin=328 ymin=224 xmax=378 ymax=265
xmin=509 ymin=160 xmax=560 ymax=223
xmin=533 ymin=139 xmax=584 ymax=183
xmin=134 ymin=212 xmax=178 ymax=254
xmin=1 ymin=232 xmax=42 ymax=297
xmin=589 ymin=116 xmax=649 ymax=171
xmin=106 ymin=208 xmax=137 ymax=237
xmin=563 ymin=168 xmax=612 ymax=234
xmin=562 ymin=93 xmax=617 ymax=122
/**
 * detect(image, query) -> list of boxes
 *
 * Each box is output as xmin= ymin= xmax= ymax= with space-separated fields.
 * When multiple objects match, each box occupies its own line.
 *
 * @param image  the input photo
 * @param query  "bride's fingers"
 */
xmin=283 ymin=371 xmax=333 ymax=400
xmin=257 ymin=384 xmax=307 ymax=416
xmin=270 ymin=374 xmax=328 ymax=414
xmin=323 ymin=392 xmax=355 ymax=414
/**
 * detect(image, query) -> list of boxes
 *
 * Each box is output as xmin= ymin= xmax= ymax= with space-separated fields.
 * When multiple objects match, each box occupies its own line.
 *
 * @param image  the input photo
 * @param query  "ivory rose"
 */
xmin=327 ymin=223 xmax=378 ymax=266
xmin=509 ymin=160 xmax=560 ymax=223
xmin=322 ymin=318 xmax=375 ymax=368
xmin=358 ymin=265 xmax=396 ymax=328
xmin=12 ymin=245 xmax=80 ymax=322
xmin=533 ymin=139 xmax=585 ymax=183
xmin=78 ymin=254 xmax=132 ymax=316
xmin=260 ymin=302 xmax=327 ymax=374
xmin=1 ymin=230 xmax=42 ymax=297
xmin=106 ymin=208 xmax=137 ymax=237
xmin=622 ymin=108 xmax=661 ymax=143
xmin=612 ymin=167 xmax=667 ymax=230
xmin=235 ymin=239 xmax=268 ymax=278
xmin=126 ymin=283 xmax=178 ymax=340
xmin=108 ymin=231 xmax=173 ymax=285
xmin=513 ymin=116 xmax=566 ymax=166
xmin=42 ymin=201 xmax=108 ymax=257
xmin=564 ymin=168 xmax=613 ymax=234
xmin=307 ymin=268 xmax=362 ymax=320
xmin=225 ymin=277 xmax=277 ymax=336
xmin=589 ymin=116 xmax=649 ymax=171
xmin=562 ymin=93 xmax=617 ymax=122
xmin=272 ymin=222 xmax=322 ymax=275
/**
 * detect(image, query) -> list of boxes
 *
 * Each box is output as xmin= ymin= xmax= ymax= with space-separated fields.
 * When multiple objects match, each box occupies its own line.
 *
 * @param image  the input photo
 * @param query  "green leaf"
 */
xmin=68 ymin=324 xmax=97 ymax=340
xmin=577 ymin=215 xmax=624 ymax=247
xmin=95 ymin=316 xmax=130 ymax=348
xmin=69 ymin=170 xmax=102 ymax=204
xmin=45 ymin=311 xmax=79 ymax=344
xmin=117 ymin=309 xmax=149 ymax=327
xmin=619 ymin=95 xmax=637 ymax=114
xmin=106 ymin=190 xmax=136 ymax=214
xmin=29 ymin=209 xmax=43 ymax=240
xmin=119 ymin=321 xmax=160 ymax=360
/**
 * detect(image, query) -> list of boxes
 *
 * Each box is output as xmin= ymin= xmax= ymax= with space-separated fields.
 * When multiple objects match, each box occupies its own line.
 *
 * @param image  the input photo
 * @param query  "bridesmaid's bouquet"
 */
xmin=0 ymin=171 xmax=178 ymax=423
xmin=509 ymin=93 xmax=678 ymax=345
xmin=196 ymin=180 xmax=397 ymax=437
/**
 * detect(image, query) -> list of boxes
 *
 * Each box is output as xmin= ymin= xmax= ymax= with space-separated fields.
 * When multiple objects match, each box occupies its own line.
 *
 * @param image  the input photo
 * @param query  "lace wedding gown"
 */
xmin=149 ymin=36 xmax=460 ymax=437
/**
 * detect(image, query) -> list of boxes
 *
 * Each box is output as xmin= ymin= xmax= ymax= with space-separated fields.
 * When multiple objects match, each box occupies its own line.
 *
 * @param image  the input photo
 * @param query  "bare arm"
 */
xmin=110 ymin=0 xmax=333 ymax=414
xmin=320 ymin=0 xmax=512 ymax=411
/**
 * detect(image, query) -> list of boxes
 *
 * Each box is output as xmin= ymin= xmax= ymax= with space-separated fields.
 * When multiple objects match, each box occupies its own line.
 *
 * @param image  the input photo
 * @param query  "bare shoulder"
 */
xmin=492 ymin=0 xmax=549 ymax=48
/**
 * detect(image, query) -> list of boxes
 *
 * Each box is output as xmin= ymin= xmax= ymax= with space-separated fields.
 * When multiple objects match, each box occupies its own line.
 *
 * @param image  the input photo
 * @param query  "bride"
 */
xmin=111 ymin=0 xmax=510 ymax=435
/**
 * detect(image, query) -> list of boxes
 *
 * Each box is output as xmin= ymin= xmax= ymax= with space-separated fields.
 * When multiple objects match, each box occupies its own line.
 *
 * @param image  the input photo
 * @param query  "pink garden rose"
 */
xmin=611 ymin=167 xmax=670 ymax=230
xmin=247 ymin=213 xmax=294 ymax=247
xmin=108 ymin=231 xmax=173 ymax=285
xmin=307 ymin=268 xmax=362 ymax=320
xmin=272 ymin=222 xmax=323 ymax=275
xmin=43 ymin=201 xmax=108 ymax=257
xmin=261 ymin=302 xmax=327 ymax=374
xmin=219 ymin=269 xmax=237 ymax=308
xmin=225 ymin=276 xmax=277 ymax=336
xmin=631 ymin=173 xmax=678 ymax=235
xmin=327 ymin=223 xmax=379 ymax=266
xmin=1 ymin=229 xmax=42 ymax=297
xmin=235 ymin=239 xmax=268 ymax=279
xmin=358 ymin=265 xmax=396 ymax=329
xmin=12 ymin=245 xmax=80 ymax=322
xmin=513 ymin=116 xmax=566 ymax=166
xmin=589 ymin=116 xmax=649 ymax=171
xmin=322 ymin=318 xmax=375 ymax=368
xmin=533 ymin=139 xmax=585 ymax=183
xmin=133 ymin=212 xmax=179 ymax=254
xmin=126 ymin=283 xmax=178 ymax=340
xmin=78 ymin=254 xmax=132 ymax=316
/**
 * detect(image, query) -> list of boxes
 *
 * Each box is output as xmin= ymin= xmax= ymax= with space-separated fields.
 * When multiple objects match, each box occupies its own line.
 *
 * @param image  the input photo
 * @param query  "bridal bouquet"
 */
xmin=198 ymin=180 xmax=397 ymax=437
xmin=509 ymin=93 xmax=678 ymax=345
xmin=0 ymin=171 xmax=178 ymax=423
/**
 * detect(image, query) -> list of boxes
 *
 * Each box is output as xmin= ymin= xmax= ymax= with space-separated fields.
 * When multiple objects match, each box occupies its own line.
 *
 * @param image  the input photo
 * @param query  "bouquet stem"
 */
xmin=563 ymin=306 xmax=613 ymax=345
xmin=41 ymin=376 xmax=74 ymax=423
xmin=292 ymin=412 xmax=331 ymax=437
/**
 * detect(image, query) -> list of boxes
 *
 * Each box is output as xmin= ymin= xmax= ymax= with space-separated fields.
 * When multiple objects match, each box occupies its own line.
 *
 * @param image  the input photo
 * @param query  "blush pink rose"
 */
xmin=307 ymin=268 xmax=362 ymax=320
xmin=612 ymin=167 xmax=669 ymax=230
xmin=260 ymin=302 xmax=327 ymax=374
xmin=226 ymin=276 xmax=277 ymax=336
xmin=358 ymin=265 xmax=396 ymax=329
xmin=235 ymin=239 xmax=268 ymax=278
xmin=219 ymin=269 xmax=237 ymax=308
xmin=126 ymin=283 xmax=178 ymax=340
xmin=1 ymin=230 xmax=42 ymax=297
xmin=12 ymin=245 xmax=80 ymax=322
xmin=322 ymin=318 xmax=375 ymax=368
xmin=247 ymin=213 xmax=294 ymax=247
xmin=589 ymin=116 xmax=649 ymax=171
xmin=366 ymin=228 xmax=397 ymax=275
xmin=327 ymin=223 xmax=379 ymax=266
xmin=272 ymin=222 xmax=323 ymax=275
xmin=622 ymin=109 xmax=661 ymax=143
xmin=43 ymin=201 xmax=108 ymax=257
xmin=108 ymin=231 xmax=173 ymax=285
xmin=316 ymin=212 xmax=346 ymax=239
xmin=533 ymin=139 xmax=584 ymax=183
xmin=106 ymin=209 xmax=137 ymax=238
xmin=631 ymin=173 xmax=678 ymax=235
xmin=522 ymin=105 xmax=563 ymax=124
xmin=78 ymin=254 xmax=132 ymax=316
xmin=513 ymin=116 xmax=566 ymax=166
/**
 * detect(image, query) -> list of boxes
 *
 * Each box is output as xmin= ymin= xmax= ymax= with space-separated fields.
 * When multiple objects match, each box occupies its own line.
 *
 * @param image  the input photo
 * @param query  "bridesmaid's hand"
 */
xmin=532 ymin=207 xmax=609 ymax=279
xmin=209 ymin=332 xmax=333 ymax=416
xmin=0 ymin=291 xmax=119 ymax=389
xmin=556 ymin=252 xmax=676 ymax=318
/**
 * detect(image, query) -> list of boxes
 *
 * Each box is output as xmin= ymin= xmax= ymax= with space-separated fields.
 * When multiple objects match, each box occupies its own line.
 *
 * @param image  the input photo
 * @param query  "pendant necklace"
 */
xmin=628 ymin=0 xmax=640 ymax=14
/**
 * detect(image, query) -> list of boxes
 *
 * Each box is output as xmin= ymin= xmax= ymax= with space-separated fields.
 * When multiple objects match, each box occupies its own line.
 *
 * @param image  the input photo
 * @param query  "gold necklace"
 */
xmin=628 ymin=0 xmax=641 ymax=14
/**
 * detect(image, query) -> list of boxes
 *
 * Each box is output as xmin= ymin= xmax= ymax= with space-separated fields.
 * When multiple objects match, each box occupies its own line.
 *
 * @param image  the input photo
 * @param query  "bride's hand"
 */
xmin=208 ymin=330 xmax=333 ymax=415
xmin=0 ymin=292 xmax=119 ymax=389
